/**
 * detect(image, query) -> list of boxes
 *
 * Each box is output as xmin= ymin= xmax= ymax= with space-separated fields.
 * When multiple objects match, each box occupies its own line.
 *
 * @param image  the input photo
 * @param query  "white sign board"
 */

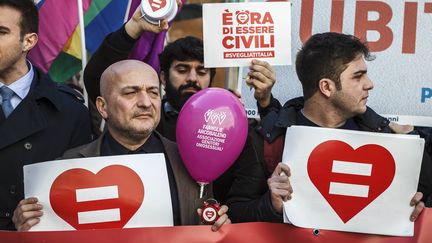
xmin=203 ymin=2 xmax=291 ymax=67
xmin=24 ymin=154 xmax=173 ymax=231
xmin=282 ymin=126 xmax=424 ymax=236
xmin=241 ymin=0 xmax=432 ymax=127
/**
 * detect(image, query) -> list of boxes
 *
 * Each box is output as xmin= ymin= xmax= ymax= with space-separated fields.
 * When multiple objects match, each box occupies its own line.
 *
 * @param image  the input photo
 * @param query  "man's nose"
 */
xmin=187 ymin=69 xmax=198 ymax=83
xmin=136 ymin=92 xmax=151 ymax=107
xmin=364 ymin=75 xmax=374 ymax=90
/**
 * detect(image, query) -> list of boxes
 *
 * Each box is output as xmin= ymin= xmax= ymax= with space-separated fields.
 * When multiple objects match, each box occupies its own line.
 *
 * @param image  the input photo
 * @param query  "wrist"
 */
xmin=125 ymin=20 xmax=145 ymax=39
xmin=258 ymin=96 xmax=271 ymax=109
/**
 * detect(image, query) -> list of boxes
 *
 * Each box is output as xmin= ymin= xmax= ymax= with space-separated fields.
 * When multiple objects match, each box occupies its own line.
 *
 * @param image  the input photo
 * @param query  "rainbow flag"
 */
xmin=42 ymin=0 xmax=187 ymax=83
xmin=29 ymin=0 xmax=92 ymax=75
xmin=48 ymin=0 xmax=130 ymax=83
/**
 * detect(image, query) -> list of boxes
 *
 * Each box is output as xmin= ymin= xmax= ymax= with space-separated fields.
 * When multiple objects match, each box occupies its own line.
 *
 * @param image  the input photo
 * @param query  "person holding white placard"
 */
xmin=226 ymin=32 xmax=432 ymax=223
xmin=12 ymin=60 xmax=231 ymax=231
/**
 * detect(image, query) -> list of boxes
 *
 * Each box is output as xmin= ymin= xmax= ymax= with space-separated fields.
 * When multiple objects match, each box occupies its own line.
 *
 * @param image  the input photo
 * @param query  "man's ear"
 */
xmin=22 ymin=33 xmax=38 ymax=52
xmin=318 ymin=78 xmax=336 ymax=98
xmin=96 ymin=96 xmax=108 ymax=119
xmin=159 ymin=71 xmax=167 ymax=89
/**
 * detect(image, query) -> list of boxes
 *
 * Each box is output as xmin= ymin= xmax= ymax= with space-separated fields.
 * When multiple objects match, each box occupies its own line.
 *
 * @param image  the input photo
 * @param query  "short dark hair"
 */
xmin=295 ymin=32 xmax=373 ymax=100
xmin=0 ymin=0 xmax=38 ymax=37
xmin=159 ymin=36 xmax=216 ymax=83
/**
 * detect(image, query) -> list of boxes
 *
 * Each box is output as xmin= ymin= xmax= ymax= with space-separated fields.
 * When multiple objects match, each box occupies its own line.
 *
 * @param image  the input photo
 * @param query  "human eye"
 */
xmin=123 ymin=89 xmax=137 ymax=96
xmin=197 ymin=68 xmax=209 ymax=76
xmin=353 ymin=73 xmax=365 ymax=80
xmin=148 ymin=88 xmax=160 ymax=98
xmin=353 ymin=75 xmax=362 ymax=80
xmin=176 ymin=66 xmax=188 ymax=73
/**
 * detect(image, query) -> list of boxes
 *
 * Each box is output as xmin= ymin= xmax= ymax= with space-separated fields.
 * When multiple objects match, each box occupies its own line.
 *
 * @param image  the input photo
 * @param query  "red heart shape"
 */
xmin=148 ymin=0 xmax=167 ymax=12
xmin=308 ymin=140 xmax=395 ymax=223
xmin=236 ymin=12 xmax=249 ymax=25
xmin=50 ymin=165 xmax=144 ymax=230
xmin=205 ymin=211 xmax=215 ymax=219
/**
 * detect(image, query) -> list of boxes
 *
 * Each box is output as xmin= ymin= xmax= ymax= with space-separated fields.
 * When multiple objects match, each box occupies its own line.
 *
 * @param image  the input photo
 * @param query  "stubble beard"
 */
xmin=108 ymin=116 xmax=155 ymax=144
xmin=165 ymin=76 xmax=201 ymax=111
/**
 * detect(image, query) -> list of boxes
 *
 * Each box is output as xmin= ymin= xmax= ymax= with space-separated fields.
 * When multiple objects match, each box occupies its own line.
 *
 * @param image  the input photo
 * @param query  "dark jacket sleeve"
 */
xmin=257 ymin=95 xmax=281 ymax=120
xmin=417 ymin=150 xmax=432 ymax=200
xmin=223 ymin=135 xmax=283 ymax=223
xmin=83 ymin=25 xmax=137 ymax=104
xmin=403 ymin=127 xmax=432 ymax=201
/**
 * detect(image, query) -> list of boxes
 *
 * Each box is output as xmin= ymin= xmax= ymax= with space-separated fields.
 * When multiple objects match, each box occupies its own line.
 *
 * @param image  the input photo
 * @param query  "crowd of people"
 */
xmin=1 ymin=0 xmax=430 ymax=232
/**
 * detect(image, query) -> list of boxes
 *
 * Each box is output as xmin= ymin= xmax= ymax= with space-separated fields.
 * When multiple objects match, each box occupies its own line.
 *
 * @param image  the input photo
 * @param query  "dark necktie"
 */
xmin=1 ymin=86 xmax=14 ymax=118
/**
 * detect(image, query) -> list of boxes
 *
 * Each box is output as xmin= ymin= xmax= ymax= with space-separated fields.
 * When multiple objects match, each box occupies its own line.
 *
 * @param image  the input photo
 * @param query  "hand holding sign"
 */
xmin=13 ymin=197 xmax=43 ymax=232
xmin=409 ymin=192 xmax=425 ymax=222
xmin=268 ymin=163 xmax=293 ymax=214
xmin=246 ymin=59 xmax=276 ymax=108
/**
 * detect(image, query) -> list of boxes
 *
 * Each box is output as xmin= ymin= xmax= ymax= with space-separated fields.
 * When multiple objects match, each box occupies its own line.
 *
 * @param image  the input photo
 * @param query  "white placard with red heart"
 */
xmin=203 ymin=2 xmax=291 ymax=67
xmin=282 ymin=126 xmax=424 ymax=236
xmin=24 ymin=154 xmax=173 ymax=231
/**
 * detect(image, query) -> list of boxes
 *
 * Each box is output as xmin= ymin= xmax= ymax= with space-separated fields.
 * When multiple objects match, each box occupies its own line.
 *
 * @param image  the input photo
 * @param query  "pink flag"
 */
xmin=29 ymin=0 xmax=92 ymax=73
xmin=128 ymin=0 xmax=187 ymax=72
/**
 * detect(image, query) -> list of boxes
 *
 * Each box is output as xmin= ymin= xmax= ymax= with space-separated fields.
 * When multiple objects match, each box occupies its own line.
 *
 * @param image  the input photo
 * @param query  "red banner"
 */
xmin=2 ymin=208 xmax=432 ymax=243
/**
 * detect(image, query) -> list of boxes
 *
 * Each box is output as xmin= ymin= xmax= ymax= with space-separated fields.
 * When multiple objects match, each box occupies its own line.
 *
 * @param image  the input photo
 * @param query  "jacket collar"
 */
xmin=274 ymin=97 xmax=304 ymax=128
xmin=78 ymin=134 xmax=104 ymax=157
xmin=275 ymin=97 xmax=389 ymax=131
xmin=30 ymin=68 xmax=62 ymax=111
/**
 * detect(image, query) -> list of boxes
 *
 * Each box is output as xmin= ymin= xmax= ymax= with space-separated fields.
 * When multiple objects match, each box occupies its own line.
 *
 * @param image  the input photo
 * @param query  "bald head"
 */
xmin=96 ymin=59 xmax=162 ymax=150
xmin=100 ymin=60 xmax=159 ymax=98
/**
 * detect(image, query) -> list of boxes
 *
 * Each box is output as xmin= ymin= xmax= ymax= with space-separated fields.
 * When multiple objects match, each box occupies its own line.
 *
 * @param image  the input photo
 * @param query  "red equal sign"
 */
xmin=75 ymin=185 xmax=121 ymax=224
xmin=151 ymin=0 xmax=163 ymax=9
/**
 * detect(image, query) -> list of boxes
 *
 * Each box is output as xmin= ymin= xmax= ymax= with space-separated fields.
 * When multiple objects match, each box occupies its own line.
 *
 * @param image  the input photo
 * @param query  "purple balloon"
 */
xmin=176 ymin=88 xmax=248 ymax=184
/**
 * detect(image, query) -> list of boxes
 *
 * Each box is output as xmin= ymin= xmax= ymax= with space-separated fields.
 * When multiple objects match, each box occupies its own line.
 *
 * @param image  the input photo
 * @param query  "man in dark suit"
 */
xmin=0 ymin=0 xmax=92 ymax=230
xmin=12 ymin=60 xmax=230 ymax=231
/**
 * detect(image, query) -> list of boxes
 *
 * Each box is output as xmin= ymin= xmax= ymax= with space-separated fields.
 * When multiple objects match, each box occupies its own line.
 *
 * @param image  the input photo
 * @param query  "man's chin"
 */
xmin=357 ymin=106 xmax=367 ymax=115
xmin=127 ymin=127 xmax=154 ymax=140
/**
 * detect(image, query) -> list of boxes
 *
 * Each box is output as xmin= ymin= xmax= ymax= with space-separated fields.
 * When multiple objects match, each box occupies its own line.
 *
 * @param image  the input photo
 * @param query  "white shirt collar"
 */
xmin=0 ymin=61 xmax=34 ymax=99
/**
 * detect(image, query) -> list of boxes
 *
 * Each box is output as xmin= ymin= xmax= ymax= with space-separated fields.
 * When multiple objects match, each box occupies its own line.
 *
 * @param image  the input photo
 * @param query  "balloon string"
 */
xmin=200 ymin=184 xmax=204 ymax=199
